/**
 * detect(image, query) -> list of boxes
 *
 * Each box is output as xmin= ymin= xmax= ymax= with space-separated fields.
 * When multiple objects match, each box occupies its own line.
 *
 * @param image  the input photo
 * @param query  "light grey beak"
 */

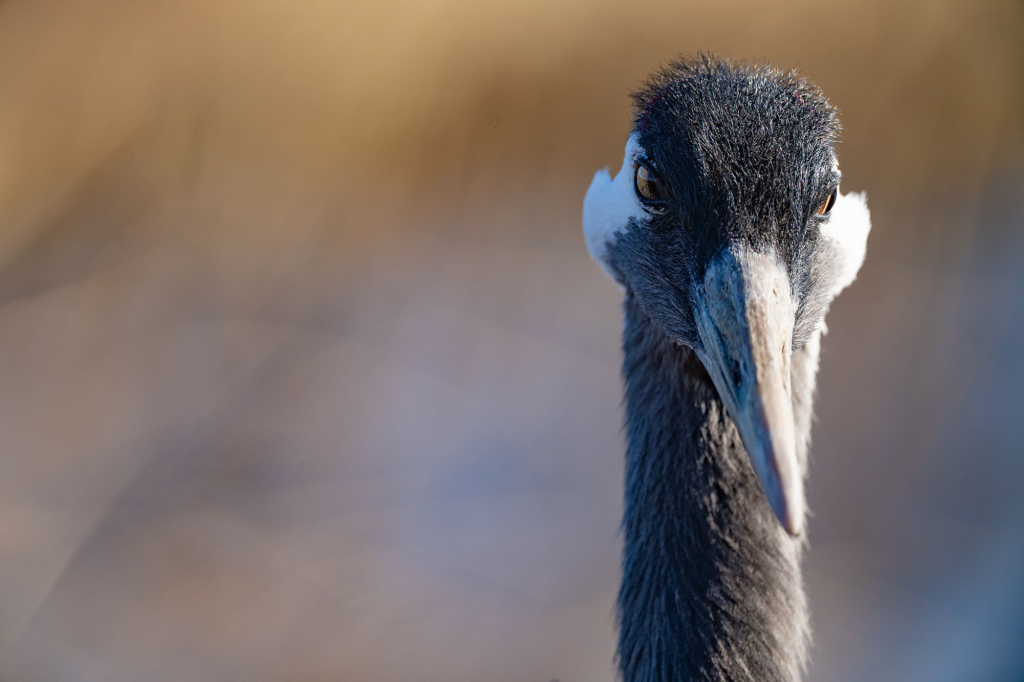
xmin=693 ymin=246 xmax=804 ymax=536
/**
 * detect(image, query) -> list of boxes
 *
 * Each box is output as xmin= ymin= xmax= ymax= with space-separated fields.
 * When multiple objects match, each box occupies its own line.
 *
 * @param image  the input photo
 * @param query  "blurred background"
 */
xmin=0 ymin=0 xmax=1022 ymax=680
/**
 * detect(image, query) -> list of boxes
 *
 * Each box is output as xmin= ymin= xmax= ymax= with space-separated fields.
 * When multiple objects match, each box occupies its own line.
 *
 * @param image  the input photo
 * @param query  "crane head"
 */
xmin=583 ymin=56 xmax=871 ymax=536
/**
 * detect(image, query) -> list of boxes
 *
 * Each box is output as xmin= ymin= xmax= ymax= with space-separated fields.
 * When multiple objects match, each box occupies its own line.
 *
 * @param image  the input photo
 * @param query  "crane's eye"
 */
xmin=634 ymin=162 xmax=669 ymax=212
xmin=816 ymin=188 xmax=837 ymax=216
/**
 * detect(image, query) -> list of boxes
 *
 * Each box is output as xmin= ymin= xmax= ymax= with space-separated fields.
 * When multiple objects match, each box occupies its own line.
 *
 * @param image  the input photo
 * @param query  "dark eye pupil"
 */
xmin=635 ymin=164 xmax=668 ymax=206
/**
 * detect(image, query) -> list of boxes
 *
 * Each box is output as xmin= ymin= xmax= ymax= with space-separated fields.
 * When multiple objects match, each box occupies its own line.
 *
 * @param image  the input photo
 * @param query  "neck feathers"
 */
xmin=617 ymin=294 xmax=811 ymax=682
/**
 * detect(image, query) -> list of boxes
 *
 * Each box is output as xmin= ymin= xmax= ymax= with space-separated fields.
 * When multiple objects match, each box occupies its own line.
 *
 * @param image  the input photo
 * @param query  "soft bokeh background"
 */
xmin=1 ymin=0 xmax=1022 ymax=680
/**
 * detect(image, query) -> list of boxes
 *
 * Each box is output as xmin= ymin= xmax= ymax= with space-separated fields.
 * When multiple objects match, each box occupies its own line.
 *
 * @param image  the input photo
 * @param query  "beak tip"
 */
xmin=770 ymin=490 xmax=805 ymax=537
xmin=751 ymin=439 xmax=805 ymax=538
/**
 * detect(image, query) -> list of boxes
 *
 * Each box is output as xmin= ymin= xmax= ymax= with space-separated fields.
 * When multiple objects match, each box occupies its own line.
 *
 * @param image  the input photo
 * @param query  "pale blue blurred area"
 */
xmin=0 ymin=0 xmax=1021 ymax=680
xmin=807 ymin=175 xmax=1024 ymax=682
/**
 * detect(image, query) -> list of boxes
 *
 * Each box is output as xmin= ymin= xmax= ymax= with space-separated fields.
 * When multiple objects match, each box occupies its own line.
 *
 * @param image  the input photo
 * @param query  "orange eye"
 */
xmin=634 ymin=163 xmax=669 ymax=210
xmin=817 ymin=189 xmax=837 ymax=216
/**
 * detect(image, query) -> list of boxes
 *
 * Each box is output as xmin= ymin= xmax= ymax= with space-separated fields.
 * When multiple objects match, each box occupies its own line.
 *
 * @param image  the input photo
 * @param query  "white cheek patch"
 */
xmin=583 ymin=133 xmax=646 ymax=281
xmin=819 ymin=190 xmax=871 ymax=296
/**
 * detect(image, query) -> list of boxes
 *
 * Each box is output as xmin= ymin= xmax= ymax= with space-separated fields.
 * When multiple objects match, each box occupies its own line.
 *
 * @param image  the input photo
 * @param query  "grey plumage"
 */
xmin=582 ymin=55 xmax=871 ymax=681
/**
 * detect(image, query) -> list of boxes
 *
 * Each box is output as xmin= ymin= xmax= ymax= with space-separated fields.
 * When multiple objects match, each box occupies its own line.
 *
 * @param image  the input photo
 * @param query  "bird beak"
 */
xmin=693 ymin=246 xmax=804 ymax=536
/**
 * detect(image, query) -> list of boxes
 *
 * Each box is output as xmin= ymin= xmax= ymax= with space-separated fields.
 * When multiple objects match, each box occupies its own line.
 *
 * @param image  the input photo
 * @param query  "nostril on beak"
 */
xmin=731 ymin=359 xmax=743 ymax=387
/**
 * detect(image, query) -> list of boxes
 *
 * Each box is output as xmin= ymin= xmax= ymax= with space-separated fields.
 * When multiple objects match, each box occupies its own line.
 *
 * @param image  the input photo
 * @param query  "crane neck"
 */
xmin=617 ymin=293 xmax=809 ymax=682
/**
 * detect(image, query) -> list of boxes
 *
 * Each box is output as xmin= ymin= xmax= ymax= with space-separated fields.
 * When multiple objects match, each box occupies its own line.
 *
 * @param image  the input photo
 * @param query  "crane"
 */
xmin=582 ymin=55 xmax=871 ymax=681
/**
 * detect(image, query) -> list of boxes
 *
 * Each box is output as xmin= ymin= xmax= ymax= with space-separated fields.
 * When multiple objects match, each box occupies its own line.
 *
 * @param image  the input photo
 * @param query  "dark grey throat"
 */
xmin=617 ymin=293 xmax=809 ymax=682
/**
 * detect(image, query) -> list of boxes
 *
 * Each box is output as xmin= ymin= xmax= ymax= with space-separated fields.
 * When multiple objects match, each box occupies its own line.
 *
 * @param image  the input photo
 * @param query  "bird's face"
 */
xmin=583 ymin=60 xmax=871 ymax=535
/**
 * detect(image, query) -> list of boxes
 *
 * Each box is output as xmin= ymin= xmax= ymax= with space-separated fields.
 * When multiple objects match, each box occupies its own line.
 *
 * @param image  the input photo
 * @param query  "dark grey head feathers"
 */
xmin=612 ymin=56 xmax=843 ymax=351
